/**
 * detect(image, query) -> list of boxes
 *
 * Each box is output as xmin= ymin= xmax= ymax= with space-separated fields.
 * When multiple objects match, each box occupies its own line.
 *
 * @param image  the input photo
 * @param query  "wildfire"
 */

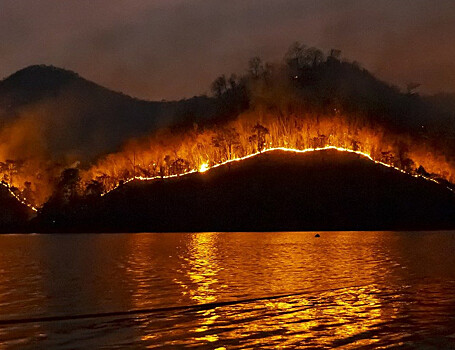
xmin=199 ymin=163 xmax=209 ymax=173
xmin=0 ymin=181 xmax=38 ymax=212
xmin=3 ymin=46 xmax=455 ymax=215
xmin=3 ymin=112 xmax=455 ymax=210
xmin=87 ymin=112 xmax=455 ymax=202
xmin=99 ymin=146 xmax=454 ymax=198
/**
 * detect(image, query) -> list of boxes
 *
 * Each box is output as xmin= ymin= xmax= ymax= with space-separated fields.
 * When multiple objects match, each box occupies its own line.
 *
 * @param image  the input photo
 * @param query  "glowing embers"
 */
xmin=101 ymin=146 xmax=455 ymax=198
xmin=199 ymin=163 xmax=209 ymax=173
xmin=0 ymin=181 xmax=37 ymax=212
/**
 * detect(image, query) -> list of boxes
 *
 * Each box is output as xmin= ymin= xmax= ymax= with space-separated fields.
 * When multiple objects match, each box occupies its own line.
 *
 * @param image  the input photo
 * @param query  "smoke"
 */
xmin=0 ymin=114 xmax=47 ymax=162
xmin=0 ymin=98 xmax=95 ymax=205
xmin=0 ymin=0 xmax=454 ymax=100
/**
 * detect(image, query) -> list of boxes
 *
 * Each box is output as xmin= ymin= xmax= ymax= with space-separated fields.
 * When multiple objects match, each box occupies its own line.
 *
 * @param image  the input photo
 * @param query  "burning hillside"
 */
xmin=84 ymin=111 xmax=455 ymax=197
xmin=83 ymin=45 xmax=455 ymax=199
xmin=34 ymin=149 xmax=455 ymax=232
xmin=1 ymin=44 xmax=455 ymax=211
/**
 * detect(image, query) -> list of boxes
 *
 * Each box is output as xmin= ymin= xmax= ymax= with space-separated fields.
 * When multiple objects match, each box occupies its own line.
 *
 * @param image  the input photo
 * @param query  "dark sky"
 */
xmin=1 ymin=0 xmax=454 ymax=100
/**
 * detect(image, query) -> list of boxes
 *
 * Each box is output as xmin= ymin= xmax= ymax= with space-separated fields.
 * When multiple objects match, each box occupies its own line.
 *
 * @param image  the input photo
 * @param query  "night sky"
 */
xmin=1 ymin=0 xmax=454 ymax=100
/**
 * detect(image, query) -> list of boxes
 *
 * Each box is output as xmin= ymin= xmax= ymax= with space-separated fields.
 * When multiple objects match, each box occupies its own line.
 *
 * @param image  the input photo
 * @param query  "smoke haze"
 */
xmin=1 ymin=0 xmax=454 ymax=100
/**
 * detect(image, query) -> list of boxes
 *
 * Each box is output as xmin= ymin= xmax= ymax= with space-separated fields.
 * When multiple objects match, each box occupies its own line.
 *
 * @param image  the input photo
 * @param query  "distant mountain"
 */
xmin=34 ymin=149 xmax=455 ymax=232
xmin=288 ymin=59 xmax=455 ymax=138
xmin=0 ymin=63 xmax=453 ymax=164
xmin=0 ymin=65 xmax=218 ymax=162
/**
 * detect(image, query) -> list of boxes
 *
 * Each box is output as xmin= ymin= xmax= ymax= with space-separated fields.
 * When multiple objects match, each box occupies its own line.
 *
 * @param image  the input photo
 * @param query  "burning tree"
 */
xmin=0 ymin=159 xmax=24 ymax=186
xmin=212 ymin=127 xmax=241 ymax=160
xmin=250 ymin=124 xmax=270 ymax=152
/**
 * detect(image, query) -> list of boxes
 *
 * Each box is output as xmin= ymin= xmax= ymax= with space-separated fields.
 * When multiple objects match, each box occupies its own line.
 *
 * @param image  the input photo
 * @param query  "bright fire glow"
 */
xmin=4 ymin=113 xmax=455 ymax=210
xmin=101 ymin=146 xmax=454 ymax=197
xmin=199 ymin=163 xmax=209 ymax=173
xmin=1 ymin=181 xmax=37 ymax=212
xmin=87 ymin=113 xmax=455 ymax=202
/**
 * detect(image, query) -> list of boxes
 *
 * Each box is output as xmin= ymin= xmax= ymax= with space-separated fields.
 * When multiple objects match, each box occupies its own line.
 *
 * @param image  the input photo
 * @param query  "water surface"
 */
xmin=1 ymin=231 xmax=455 ymax=349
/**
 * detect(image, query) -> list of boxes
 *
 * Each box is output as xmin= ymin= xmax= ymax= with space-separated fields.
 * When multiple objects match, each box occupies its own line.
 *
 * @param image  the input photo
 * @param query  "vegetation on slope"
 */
xmin=33 ymin=150 xmax=455 ymax=232
xmin=2 ymin=43 xmax=455 ymax=219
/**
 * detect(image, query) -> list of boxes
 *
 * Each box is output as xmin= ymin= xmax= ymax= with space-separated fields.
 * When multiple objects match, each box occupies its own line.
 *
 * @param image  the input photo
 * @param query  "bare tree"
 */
xmin=248 ymin=57 xmax=265 ymax=78
xmin=211 ymin=75 xmax=228 ymax=97
xmin=1 ymin=159 xmax=24 ymax=186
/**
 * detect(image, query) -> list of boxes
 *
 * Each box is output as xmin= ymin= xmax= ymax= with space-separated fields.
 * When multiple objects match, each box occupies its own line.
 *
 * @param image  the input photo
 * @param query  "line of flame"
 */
xmin=2 ymin=146 xmax=451 ymax=215
xmin=1 ymin=181 xmax=38 ymax=212
xmin=101 ymin=146 xmax=454 ymax=197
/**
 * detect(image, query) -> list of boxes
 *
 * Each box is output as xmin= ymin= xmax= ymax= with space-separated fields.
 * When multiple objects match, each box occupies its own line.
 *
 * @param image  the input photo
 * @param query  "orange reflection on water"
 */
xmin=202 ymin=285 xmax=384 ymax=349
xmin=167 ymin=232 xmax=392 ymax=348
xmin=178 ymin=232 xmax=225 ymax=344
xmin=2 ymin=232 xmax=455 ymax=349
xmin=186 ymin=232 xmax=225 ymax=305
xmin=117 ymin=232 xmax=455 ymax=348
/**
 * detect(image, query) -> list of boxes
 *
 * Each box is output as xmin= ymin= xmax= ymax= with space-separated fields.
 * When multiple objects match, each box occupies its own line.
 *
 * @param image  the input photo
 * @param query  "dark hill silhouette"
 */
xmin=34 ymin=150 xmax=455 ymax=232
xmin=424 ymin=93 xmax=455 ymax=132
xmin=282 ymin=58 xmax=455 ymax=140
xmin=0 ymin=62 xmax=453 ymax=163
xmin=0 ymin=65 xmax=81 ymax=104
xmin=0 ymin=65 xmax=218 ymax=161
xmin=0 ymin=185 xmax=34 ymax=232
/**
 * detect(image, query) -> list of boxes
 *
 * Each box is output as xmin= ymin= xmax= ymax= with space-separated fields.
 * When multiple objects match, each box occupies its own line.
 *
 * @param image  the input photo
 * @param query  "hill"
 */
xmin=0 ymin=65 xmax=218 ymax=161
xmin=2 ymin=47 xmax=455 ymax=218
xmin=1 ymin=60 xmax=453 ymax=166
xmin=0 ymin=185 xmax=34 ymax=233
xmin=34 ymin=149 xmax=455 ymax=232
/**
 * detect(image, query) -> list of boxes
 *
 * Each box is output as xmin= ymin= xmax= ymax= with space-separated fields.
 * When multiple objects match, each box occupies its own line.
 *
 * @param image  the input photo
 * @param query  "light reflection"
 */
xmin=173 ymin=232 xmax=225 ymax=305
xmin=178 ymin=232 xmax=224 ymax=344
xmin=197 ymin=285 xmax=385 ymax=349
xmin=50 ymin=231 xmax=453 ymax=349
xmin=151 ymin=232 xmax=397 ymax=348
xmin=2 ymin=232 xmax=455 ymax=349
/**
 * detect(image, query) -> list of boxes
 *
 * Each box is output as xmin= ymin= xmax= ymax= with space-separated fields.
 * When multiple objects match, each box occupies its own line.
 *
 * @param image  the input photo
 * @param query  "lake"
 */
xmin=1 ymin=231 xmax=455 ymax=349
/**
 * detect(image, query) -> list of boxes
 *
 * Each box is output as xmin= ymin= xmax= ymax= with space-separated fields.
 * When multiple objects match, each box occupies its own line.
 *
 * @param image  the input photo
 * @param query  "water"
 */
xmin=1 ymin=231 xmax=455 ymax=349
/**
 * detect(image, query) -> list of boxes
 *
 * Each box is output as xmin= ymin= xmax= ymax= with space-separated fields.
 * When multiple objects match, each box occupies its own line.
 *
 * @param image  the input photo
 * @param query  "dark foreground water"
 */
xmin=1 ymin=232 xmax=455 ymax=349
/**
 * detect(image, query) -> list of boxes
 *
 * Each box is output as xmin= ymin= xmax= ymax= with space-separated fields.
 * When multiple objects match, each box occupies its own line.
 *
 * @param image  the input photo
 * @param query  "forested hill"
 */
xmin=1 ymin=54 xmax=454 ymax=165
xmin=33 ymin=150 xmax=455 ymax=233
xmin=2 ymin=44 xmax=455 ymax=225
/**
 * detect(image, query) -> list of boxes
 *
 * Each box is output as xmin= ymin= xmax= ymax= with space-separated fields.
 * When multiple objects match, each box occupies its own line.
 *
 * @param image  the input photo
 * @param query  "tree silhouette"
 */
xmin=22 ymin=181 xmax=34 ymax=203
xmin=0 ymin=159 xmax=24 ymax=186
xmin=85 ymin=180 xmax=104 ymax=198
xmin=211 ymin=75 xmax=228 ymax=97
xmin=57 ymin=168 xmax=81 ymax=203
xmin=248 ymin=57 xmax=265 ymax=78
xmin=251 ymin=124 xmax=270 ymax=152
xmin=212 ymin=127 xmax=241 ymax=160
xmin=171 ymin=158 xmax=190 ymax=175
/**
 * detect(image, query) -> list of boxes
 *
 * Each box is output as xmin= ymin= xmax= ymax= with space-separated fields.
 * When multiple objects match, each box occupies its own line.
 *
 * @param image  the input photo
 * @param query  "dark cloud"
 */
xmin=1 ymin=0 xmax=454 ymax=100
